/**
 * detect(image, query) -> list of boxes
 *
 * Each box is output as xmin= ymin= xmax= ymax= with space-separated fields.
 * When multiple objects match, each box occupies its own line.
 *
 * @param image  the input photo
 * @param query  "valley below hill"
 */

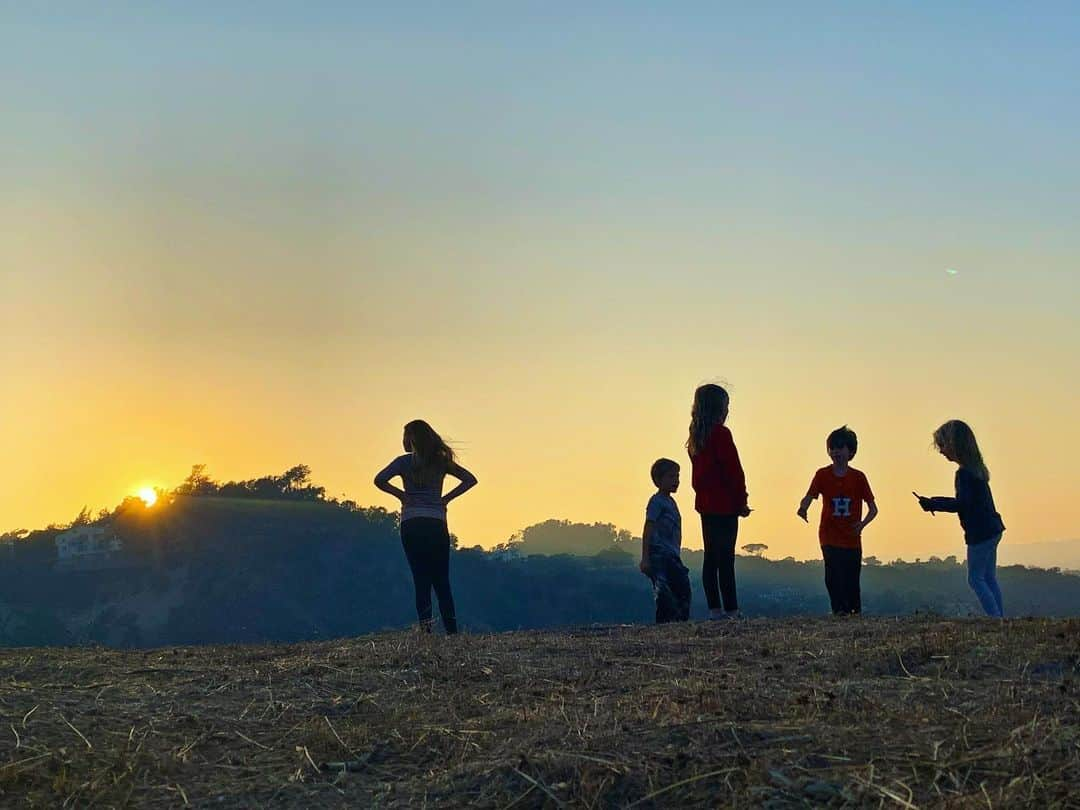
xmin=2 ymin=616 xmax=1077 ymax=807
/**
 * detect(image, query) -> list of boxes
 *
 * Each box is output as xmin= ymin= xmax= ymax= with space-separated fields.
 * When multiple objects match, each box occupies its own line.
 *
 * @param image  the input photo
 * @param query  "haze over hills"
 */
xmin=1 ymin=471 xmax=1078 ymax=648
xmin=998 ymin=538 xmax=1080 ymax=572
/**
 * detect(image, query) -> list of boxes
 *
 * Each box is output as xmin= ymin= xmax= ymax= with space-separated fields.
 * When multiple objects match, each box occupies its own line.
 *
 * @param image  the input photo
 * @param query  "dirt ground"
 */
xmin=2 ymin=615 xmax=1078 ymax=808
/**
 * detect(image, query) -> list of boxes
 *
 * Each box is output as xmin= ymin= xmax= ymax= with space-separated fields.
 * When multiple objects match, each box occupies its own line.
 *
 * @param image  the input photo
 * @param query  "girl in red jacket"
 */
xmin=687 ymin=384 xmax=750 ymax=619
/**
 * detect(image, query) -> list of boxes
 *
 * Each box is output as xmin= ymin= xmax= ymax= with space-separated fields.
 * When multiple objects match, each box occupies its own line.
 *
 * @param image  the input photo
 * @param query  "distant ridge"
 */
xmin=998 ymin=537 xmax=1080 ymax=571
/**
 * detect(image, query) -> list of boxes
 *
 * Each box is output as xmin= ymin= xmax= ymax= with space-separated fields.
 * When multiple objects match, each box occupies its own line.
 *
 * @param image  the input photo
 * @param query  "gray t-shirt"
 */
xmin=645 ymin=493 xmax=682 ymax=558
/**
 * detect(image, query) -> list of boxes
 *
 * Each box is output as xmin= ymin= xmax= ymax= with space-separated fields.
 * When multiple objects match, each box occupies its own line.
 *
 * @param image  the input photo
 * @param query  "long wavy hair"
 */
xmin=403 ymin=420 xmax=456 ymax=486
xmin=685 ymin=384 xmax=730 ymax=457
xmin=933 ymin=420 xmax=990 ymax=481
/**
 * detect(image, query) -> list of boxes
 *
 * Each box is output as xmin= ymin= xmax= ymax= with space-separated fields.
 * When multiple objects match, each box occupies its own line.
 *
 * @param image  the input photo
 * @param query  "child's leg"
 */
xmin=714 ymin=515 xmax=740 ymax=612
xmin=400 ymin=521 xmax=434 ymax=627
xmin=700 ymin=516 xmax=722 ymax=611
xmin=837 ymin=547 xmax=861 ymax=614
xmin=670 ymin=559 xmax=692 ymax=622
xmin=822 ymin=547 xmax=843 ymax=614
xmin=429 ymin=522 xmax=458 ymax=634
xmin=850 ymin=547 xmax=863 ymax=614
xmin=984 ymin=534 xmax=1004 ymax=617
xmin=966 ymin=537 xmax=1002 ymax=617
xmin=651 ymin=566 xmax=676 ymax=624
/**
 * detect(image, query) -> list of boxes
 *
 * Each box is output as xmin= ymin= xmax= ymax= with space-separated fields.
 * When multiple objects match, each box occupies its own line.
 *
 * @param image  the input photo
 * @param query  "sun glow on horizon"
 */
xmin=137 ymin=487 xmax=158 ymax=507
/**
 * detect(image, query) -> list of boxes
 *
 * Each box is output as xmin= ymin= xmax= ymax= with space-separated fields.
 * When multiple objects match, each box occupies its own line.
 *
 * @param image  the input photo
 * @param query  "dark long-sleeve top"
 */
xmin=689 ymin=424 xmax=748 ymax=516
xmin=924 ymin=467 xmax=1005 ymax=545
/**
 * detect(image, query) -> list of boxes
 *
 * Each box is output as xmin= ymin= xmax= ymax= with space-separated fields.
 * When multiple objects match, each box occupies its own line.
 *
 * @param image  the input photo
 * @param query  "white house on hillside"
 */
xmin=55 ymin=526 xmax=122 ymax=567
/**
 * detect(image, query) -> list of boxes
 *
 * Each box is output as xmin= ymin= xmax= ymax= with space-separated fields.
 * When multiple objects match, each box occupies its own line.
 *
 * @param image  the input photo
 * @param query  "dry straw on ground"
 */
xmin=1 ymin=616 xmax=1078 ymax=807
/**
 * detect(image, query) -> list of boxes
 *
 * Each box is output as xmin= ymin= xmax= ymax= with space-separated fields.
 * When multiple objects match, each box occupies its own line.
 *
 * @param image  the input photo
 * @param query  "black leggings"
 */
xmin=701 ymin=514 xmax=739 ymax=612
xmin=400 ymin=518 xmax=457 ymax=634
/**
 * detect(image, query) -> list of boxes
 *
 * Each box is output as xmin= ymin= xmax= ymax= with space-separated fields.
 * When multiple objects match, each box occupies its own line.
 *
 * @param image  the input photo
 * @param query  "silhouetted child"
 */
xmin=915 ymin=420 xmax=1005 ymax=617
xmin=374 ymin=419 xmax=478 ymax=634
xmin=640 ymin=458 xmax=691 ymax=623
xmin=687 ymin=384 xmax=751 ymax=620
xmin=798 ymin=426 xmax=878 ymax=615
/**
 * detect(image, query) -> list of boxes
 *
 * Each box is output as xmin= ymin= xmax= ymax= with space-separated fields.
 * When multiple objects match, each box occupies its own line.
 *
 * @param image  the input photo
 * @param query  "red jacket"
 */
xmin=690 ymin=424 xmax=748 ymax=516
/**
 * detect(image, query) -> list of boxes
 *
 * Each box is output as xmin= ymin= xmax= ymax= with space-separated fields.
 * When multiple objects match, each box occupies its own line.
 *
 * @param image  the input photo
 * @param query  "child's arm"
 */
xmin=918 ymin=494 xmax=957 ymax=513
xmin=442 ymin=461 xmax=479 ymax=505
xmin=640 ymin=521 xmax=654 ymax=575
xmin=715 ymin=429 xmax=750 ymax=516
xmin=797 ymin=476 xmax=819 ymax=522
xmin=373 ymin=460 xmax=407 ymax=501
xmin=858 ymin=499 xmax=879 ymax=534
xmin=923 ymin=469 xmax=982 ymax=515
xmin=857 ymin=476 xmax=878 ymax=533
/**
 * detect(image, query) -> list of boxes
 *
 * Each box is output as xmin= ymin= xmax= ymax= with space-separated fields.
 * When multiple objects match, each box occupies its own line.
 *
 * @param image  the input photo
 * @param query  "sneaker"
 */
xmin=708 ymin=608 xmax=726 ymax=621
xmin=723 ymin=610 xmax=744 ymax=621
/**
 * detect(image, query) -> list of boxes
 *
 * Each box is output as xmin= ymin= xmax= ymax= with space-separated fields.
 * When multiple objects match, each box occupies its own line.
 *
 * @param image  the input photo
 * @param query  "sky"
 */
xmin=3 ymin=3 xmax=1078 ymax=564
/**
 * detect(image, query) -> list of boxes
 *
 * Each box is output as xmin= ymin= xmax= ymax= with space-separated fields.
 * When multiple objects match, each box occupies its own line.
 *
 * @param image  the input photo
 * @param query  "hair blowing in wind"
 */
xmin=403 ymin=420 xmax=457 ymax=486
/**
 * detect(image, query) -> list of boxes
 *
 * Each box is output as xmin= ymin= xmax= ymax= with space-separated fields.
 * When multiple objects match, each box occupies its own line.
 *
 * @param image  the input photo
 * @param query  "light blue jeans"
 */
xmin=966 ymin=533 xmax=1004 ymax=617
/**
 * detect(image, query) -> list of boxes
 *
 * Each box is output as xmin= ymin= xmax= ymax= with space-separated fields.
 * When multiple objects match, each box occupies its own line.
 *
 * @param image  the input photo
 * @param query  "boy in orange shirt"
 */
xmin=797 ymin=426 xmax=879 ymax=614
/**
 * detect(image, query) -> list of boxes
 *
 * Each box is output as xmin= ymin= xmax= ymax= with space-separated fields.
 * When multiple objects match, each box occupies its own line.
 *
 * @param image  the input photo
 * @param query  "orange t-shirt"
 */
xmin=807 ymin=466 xmax=875 ymax=549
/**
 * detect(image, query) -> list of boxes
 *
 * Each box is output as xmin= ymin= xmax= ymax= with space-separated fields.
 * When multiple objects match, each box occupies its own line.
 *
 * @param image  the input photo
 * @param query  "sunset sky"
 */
xmin=3 ymin=4 xmax=1078 ymax=564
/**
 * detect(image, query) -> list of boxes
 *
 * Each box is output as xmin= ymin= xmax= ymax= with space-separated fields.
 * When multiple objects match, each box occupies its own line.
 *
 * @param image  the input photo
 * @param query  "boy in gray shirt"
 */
xmin=640 ymin=458 xmax=691 ymax=623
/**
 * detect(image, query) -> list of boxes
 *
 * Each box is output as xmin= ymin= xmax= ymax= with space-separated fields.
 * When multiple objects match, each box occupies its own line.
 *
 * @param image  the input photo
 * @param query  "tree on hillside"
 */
xmin=175 ymin=465 xmax=219 ymax=497
xmin=247 ymin=475 xmax=282 ymax=499
xmin=280 ymin=465 xmax=312 ymax=492
xmin=355 ymin=506 xmax=398 ymax=532
xmin=502 ymin=520 xmax=632 ymax=556
xmin=174 ymin=464 xmax=326 ymax=502
xmin=743 ymin=543 xmax=769 ymax=557
xmin=594 ymin=545 xmax=634 ymax=566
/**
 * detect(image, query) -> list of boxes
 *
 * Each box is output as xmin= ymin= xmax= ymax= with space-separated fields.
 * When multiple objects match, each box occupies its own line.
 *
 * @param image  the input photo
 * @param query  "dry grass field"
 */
xmin=2 ymin=616 xmax=1078 ymax=808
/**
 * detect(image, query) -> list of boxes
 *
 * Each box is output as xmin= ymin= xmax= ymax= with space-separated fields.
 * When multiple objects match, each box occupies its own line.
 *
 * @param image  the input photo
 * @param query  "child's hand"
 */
xmin=639 ymin=559 xmax=651 ymax=576
xmin=912 ymin=492 xmax=934 ymax=513
xmin=796 ymin=507 xmax=808 ymax=523
xmin=739 ymin=506 xmax=752 ymax=518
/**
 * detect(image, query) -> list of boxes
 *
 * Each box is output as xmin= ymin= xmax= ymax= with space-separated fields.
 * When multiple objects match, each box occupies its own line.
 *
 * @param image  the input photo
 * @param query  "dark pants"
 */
xmin=822 ymin=545 xmax=862 ymax=614
xmin=649 ymin=555 xmax=692 ymax=623
xmin=701 ymin=514 xmax=739 ymax=612
xmin=400 ymin=517 xmax=458 ymax=634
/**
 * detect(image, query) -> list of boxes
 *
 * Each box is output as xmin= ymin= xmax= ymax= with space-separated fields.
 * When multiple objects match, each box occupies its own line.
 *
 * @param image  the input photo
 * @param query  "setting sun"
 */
xmin=137 ymin=487 xmax=158 ymax=507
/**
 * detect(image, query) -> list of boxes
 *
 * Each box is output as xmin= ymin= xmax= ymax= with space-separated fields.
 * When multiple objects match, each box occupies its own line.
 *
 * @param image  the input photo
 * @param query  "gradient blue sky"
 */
xmin=3 ymin=3 xmax=1078 ymax=562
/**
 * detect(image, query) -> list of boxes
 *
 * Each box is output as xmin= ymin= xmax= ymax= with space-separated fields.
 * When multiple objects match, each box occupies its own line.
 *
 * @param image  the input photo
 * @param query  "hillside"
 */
xmin=2 ymin=616 xmax=1077 ymax=807
xmin=4 ymin=495 xmax=1080 ymax=650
